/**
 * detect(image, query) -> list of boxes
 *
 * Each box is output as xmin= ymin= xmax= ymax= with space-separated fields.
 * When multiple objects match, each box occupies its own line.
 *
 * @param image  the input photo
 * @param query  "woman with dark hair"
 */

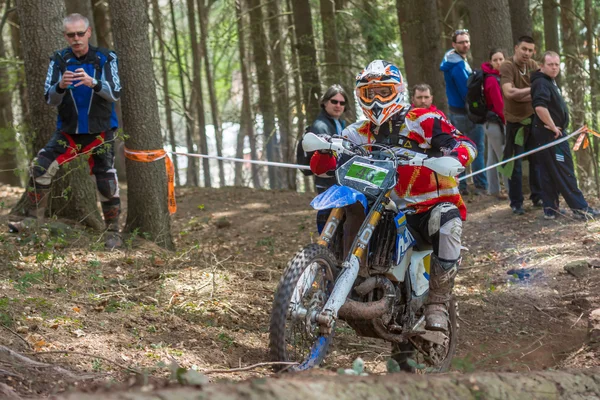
xmin=482 ymin=48 xmax=508 ymax=199
xmin=297 ymin=84 xmax=348 ymax=193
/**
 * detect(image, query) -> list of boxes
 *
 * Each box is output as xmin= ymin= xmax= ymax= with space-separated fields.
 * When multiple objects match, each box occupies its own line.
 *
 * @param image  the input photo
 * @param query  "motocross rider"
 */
xmin=308 ymin=60 xmax=477 ymax=332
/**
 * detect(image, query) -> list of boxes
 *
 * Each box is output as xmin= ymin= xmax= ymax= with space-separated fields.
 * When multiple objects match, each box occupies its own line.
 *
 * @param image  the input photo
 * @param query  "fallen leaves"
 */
xmin=72 ymin=329 xmax=85 ymax=338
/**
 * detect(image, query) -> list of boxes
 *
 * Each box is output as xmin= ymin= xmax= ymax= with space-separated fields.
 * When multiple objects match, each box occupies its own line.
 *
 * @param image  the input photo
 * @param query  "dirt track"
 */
xmin=0 ymin=184 xmax=599 ymax=396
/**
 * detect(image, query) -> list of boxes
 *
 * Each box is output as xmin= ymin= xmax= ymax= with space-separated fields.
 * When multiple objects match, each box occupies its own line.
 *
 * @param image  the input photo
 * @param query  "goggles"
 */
xmin=357 ymin=83 xmax=400 ymax=105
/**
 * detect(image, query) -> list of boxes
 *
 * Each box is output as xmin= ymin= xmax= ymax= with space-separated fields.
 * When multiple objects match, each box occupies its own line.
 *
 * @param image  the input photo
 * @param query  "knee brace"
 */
xmin=427 ymin=203 xmax=463 ymax=263
xmin=94 ymin=172 xmax=120 ymax=202
xmin=31 ymin=154 xmax=60 ymax=186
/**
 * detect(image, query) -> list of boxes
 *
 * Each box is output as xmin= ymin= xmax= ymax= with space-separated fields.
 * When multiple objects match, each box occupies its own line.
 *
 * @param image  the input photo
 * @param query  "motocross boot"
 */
xmin=425 ymin=255 xmax=459 ymax=332
xmin=8 ymin=185 xmax=50 ymax=233
xmin=103 ymin=203 xmax=123 ymax=250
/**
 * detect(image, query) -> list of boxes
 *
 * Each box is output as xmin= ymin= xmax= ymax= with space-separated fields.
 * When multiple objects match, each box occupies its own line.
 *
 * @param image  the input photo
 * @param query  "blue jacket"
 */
xmin=44 ymin=46 xmax=121 ymax=134
xmin=440 ymin=50 xmax=472 ymax=111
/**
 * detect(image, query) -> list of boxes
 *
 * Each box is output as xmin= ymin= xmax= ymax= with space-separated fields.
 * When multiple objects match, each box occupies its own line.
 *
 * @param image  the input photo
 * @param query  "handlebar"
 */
xmin=302 ymin=132 xmax=465 ymax=177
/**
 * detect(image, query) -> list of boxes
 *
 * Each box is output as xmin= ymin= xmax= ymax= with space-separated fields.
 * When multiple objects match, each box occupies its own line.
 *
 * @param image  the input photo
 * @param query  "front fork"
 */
xmin=314 ymin=193 xmax=390 ymax=333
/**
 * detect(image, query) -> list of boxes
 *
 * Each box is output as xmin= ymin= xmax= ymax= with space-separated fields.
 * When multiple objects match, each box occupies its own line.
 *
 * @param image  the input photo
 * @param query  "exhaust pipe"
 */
xmin=338 ymin=276 xmax=395 ymax=322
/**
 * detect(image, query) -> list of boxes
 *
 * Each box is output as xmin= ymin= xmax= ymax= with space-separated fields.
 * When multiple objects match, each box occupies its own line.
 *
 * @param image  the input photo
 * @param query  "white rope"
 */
xmin=457 ymin=126 xmax=585 ymax=181
xmin=170 ymin=151 xmax=310 ymax=170
xmin=168 ymin=126 xmax=587 ymax=179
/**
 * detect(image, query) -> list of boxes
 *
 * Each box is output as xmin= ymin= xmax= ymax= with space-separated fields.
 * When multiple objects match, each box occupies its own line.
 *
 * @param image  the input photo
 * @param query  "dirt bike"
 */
xmin=269 ymin=132 xmax=465 ymax=372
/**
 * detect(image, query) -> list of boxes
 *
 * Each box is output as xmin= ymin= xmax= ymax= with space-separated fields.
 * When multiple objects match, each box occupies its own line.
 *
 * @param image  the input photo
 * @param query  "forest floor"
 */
xmin=0 ymin=183 xmax=599 ymax=398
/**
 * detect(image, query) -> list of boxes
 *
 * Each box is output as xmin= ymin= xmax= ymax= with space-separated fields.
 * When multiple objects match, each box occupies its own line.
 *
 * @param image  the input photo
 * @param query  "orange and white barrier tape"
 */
xmin=124 ymin=147 xmax=176 ymax=214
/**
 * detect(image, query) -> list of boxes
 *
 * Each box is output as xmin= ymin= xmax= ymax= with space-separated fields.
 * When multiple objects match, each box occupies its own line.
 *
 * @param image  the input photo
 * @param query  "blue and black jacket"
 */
xmin=44 ymin=45 xmax=121 ymax=134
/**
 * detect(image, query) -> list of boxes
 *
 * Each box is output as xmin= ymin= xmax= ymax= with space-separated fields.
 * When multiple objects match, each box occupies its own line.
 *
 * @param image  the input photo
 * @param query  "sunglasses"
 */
xmin=330 ymin=99 xmax=346 ymax=106
xmin=65 ymin=31 xmax=87 ymax=38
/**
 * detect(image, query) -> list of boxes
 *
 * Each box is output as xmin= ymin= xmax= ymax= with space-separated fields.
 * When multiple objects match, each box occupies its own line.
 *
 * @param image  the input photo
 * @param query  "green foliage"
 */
xmin=386 ymin=357 xmax=401 ymax=373
xmin=256 ymin=236 xmax=275 ymax=255
xmin=216 ymin=332 xmax=234 ymax=349
xmin=14 ymin=272 xmax=44 ymax=293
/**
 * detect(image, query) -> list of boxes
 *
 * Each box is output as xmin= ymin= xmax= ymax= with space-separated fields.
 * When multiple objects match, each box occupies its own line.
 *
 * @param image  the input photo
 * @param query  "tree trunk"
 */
xmin=267 ymin=0 xmax=293 ymax=189
xmin=561 ymin=0 xmax=594 ymax=181
xmin=65 ymin=0 xmax=97 ymax=46
xmin=184 ymin=0 xmax=211 ymax=188
xmin=397 ymin=0 xmax=448 ymax=113
xmin=168 ymin=0 xmax=200 ymax=187
xmin=57 ymin=369 xmax=600 ymax=400
xmin=584 ymin=0 xmax=600 ymax=194
xmin=247 ymin=0 xmax=279 ymax=189
xmin=9 ymin=8 xmax=28 ymax=128
xmin=438 ymin=0 xmax=459 ymax=51
xmin=542 ymin=0 xmax=560 ymax=52
xmin=290 ymin=0 xmax=321 ymax=126
xmin=234 ymin=0 xmax=260 ymax=188
xmin=465 ymin=0 xmax=513 ymax=68
xmin=507 ymin=0 xmax=532 ymax=45
xmin=197 ymin=0 xmax=225 ymax=187
xmin=331 ymin=0 xmax=355 ymax=124
xmin=108 ymin=0 xmax=174 ymax=250
xmin=151 ymin=0 xmax=180 ymax=186
xmin=92 ymin=0 xmax=113 ymax=49
xmin=0 ymin=1 xmax=19 ymax=186
xmin=320 ymin=0 xmax=340 ymax=86
xmin=285 ymin=0 xmax=306 ymax=190
xmin=13 ymin=0 xmax=103 ymax=230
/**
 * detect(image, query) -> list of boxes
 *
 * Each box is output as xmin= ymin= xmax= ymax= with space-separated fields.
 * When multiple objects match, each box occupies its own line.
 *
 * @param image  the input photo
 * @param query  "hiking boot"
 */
xmin=532 ymin=199 xmax=544 ymax=208
xmin=511 ymin=206 xmax=525 ymax=215
xmin=105 ymin=230 xmax=123 ymax=250
xmin=104 ymin=217 xmax=123 ymax=250
xmin=473 ymin=187 xmax=487 ymax=196
xmin=543 ymin=213 xmax=556 ymax=220
xmin=425 ymin=256 xmax=458 ymax=332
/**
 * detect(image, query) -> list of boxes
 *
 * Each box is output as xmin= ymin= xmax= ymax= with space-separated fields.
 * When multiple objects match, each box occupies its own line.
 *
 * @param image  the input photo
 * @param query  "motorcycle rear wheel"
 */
xmin=391 ymin=297 xmax=458 ymax=373
xmin=269 ymin=243 xmax=338 ymax=371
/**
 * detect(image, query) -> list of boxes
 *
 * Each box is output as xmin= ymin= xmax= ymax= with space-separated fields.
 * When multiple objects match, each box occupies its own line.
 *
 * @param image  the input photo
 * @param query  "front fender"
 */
xmin=310 ymin=184 xmax=368 ymax=212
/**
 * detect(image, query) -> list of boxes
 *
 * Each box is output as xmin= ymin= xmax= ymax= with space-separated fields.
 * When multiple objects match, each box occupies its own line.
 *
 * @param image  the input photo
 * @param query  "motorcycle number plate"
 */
xmin=343 ymin=161 xmax=389 ymax=188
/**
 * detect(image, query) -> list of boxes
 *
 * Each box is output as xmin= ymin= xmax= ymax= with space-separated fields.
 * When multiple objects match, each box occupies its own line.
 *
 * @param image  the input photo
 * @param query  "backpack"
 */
xmin=465 ymin=70 xmax=499 ymax=124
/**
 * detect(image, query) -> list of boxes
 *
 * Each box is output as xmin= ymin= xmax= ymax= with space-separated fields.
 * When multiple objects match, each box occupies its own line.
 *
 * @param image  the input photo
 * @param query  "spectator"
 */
xmin=481 ymin=48 xmax=508 ymax=199
xmin=411 ymin=83 xmax=446 ymax=118
xmin=440 ymin=29 xmax=487 ymax=196
xmin=297 ymin=84 xmax=348 ymax=194
xmin=8 ymin=13 xmax=122 ymax=249
xmin=530 ymin=51 xmax=599 ymax=220
xmin=296 ymin=84 xmax=348 ymax=232
xmin=499 ymin=35 xmax=543 ymax=215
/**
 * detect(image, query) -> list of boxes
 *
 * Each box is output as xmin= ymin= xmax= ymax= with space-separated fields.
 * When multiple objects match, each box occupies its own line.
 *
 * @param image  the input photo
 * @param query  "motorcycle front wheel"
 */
xmin=269 ymin=243 xmax=338 ymax=372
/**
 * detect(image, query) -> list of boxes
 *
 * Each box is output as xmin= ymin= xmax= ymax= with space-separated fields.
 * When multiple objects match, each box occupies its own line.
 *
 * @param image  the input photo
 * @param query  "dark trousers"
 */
xmin=506 ymin=121 xmax=542 ymax=208
xmin=532 ymin=128 xmax=588 ymax=214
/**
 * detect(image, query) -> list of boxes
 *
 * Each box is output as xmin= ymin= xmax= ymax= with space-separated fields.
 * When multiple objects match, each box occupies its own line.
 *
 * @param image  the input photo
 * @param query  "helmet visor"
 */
xmin=357 ymin=83 xmax=399 ymax=105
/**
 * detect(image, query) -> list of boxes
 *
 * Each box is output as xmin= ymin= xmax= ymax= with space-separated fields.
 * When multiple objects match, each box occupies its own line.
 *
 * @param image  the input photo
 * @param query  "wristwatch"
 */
xmin=91 ymin=78 xmax=98 ymax=87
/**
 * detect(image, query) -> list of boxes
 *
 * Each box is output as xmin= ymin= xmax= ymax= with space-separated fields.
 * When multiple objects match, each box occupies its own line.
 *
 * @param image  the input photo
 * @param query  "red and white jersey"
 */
xmin=341 ymin=107 xmax=476 ymax=219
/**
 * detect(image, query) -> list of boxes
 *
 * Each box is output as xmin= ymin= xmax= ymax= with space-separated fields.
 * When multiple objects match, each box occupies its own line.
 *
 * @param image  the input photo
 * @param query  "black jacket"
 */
xmin=531 ymin=70 xmax=569 ymax=136
xmin=296 ymin=110 xmax=345 ymax=191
